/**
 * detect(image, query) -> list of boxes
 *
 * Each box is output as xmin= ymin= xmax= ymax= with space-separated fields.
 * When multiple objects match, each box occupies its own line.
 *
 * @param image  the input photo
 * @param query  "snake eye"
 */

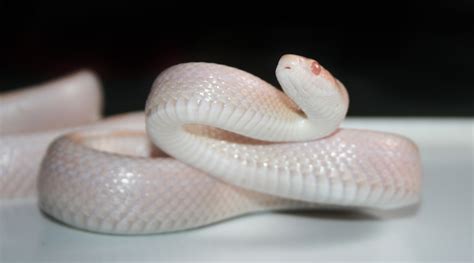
xmin=310 ymin=60 xmax=321 ymax=75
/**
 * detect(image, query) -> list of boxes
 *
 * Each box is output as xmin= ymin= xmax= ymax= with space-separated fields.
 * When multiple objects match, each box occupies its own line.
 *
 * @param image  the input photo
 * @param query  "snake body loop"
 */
xmin=145 ymin=55 xmax=420 ymax=208
xmin=2 ymin=54 xmax=422 ymax=234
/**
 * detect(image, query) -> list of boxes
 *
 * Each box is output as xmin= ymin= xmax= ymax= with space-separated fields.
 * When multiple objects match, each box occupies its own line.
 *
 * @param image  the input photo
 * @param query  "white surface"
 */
xmin=1 ymin=118 xmax=473 ymax=262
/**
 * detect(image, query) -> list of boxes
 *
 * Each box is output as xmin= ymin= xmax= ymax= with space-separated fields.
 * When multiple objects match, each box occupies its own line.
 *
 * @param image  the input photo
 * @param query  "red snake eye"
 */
xmin=310 ymin=61 xmax=322 ymax=75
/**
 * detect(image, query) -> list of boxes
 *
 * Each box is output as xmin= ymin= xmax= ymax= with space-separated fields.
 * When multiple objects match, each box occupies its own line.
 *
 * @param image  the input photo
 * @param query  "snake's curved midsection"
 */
xmin=37 ymin=130 xmax=311 ymax=234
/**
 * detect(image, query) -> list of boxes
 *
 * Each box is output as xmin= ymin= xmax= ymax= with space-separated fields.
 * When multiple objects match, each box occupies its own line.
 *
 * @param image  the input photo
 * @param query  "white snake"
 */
xmin=1 ymin=54 xmax=422 ymax=234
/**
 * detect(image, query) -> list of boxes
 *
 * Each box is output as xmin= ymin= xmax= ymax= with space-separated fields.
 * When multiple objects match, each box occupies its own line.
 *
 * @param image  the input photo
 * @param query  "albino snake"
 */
xmin=0 ymin=54 xmax=422 ymax=234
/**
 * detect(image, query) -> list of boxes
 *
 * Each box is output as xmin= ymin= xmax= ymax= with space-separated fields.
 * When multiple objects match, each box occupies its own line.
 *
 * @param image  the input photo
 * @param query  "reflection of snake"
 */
xmin=2 ymin=54 xmax=421 ymax=234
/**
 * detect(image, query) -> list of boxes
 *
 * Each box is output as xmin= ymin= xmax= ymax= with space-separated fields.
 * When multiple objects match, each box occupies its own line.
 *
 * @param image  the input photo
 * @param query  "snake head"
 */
xmin=276 ymin=54 xmax=338 ymax=84
xmin=275 ymin=54 xmax=349 ymax=126
xmin=276 ymin=53 xmax=348 ymax=103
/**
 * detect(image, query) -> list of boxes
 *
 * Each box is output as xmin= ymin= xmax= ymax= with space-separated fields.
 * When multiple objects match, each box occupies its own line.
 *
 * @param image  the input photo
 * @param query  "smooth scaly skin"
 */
xmin=1 ymin=71 xmax=102 ymax=198
xmin=38 ymin=131 xmax=313 ymax=234
xmin=0 ymin=71 xmax=144 ymax=198
xmin=6 ymin=55 xmax=421 ymax=234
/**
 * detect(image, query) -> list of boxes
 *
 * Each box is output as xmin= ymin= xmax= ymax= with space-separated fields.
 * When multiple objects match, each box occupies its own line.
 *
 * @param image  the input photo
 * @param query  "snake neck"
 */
xmin=145 ymin=62 xmax=347 ymax=142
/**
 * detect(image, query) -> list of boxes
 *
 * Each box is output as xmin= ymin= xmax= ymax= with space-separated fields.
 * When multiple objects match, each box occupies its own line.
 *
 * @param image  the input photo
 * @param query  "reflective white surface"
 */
xmin=1 ymin=118 xmax=472 ymax=262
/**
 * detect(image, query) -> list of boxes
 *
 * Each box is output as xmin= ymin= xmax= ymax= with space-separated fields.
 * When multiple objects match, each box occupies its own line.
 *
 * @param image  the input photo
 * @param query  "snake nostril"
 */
xmin=284 ymin=66 xmax=291 ymax=69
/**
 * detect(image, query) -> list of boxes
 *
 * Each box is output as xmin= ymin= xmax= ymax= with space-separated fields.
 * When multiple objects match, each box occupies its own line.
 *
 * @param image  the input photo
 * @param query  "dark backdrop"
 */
xmin=1 ymin=1 xmax=472 ymax=116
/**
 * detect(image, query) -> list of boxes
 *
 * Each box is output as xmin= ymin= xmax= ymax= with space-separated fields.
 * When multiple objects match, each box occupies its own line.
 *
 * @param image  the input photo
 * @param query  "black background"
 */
xmin=1 ymin=1 xmax=472 ymax=116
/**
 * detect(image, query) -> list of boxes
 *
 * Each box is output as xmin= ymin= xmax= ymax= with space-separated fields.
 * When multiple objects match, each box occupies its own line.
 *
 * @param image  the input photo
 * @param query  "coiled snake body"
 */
xmin=1 ymin=55 xmax=421 ymax=234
